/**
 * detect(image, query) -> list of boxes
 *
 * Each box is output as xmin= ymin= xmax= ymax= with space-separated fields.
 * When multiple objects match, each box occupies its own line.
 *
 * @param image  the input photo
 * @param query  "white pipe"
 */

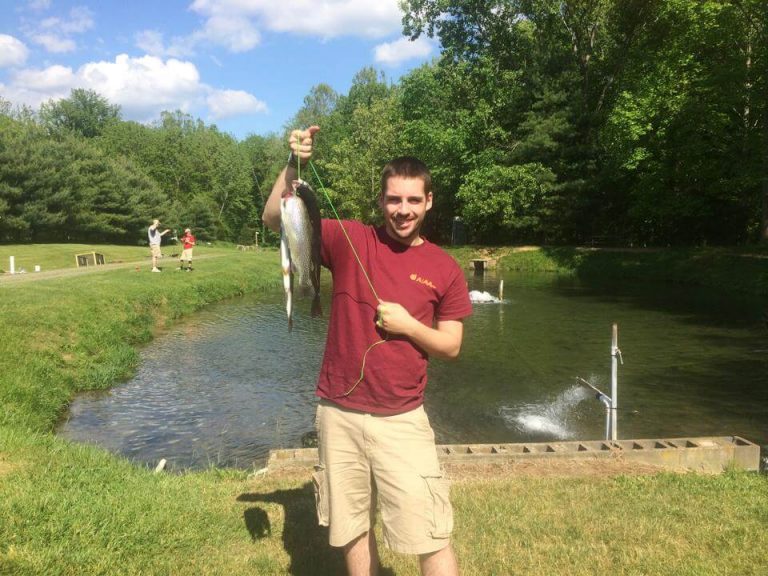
xmin=498 ymin=280 xmax=504 ymax=300
xmin=611 ymin=323 xmax=619 ymax=441
xmin=9 ymin=256 xmax=14 ymax=274
xmin=576 ymin=376 xmax=613 ymax=441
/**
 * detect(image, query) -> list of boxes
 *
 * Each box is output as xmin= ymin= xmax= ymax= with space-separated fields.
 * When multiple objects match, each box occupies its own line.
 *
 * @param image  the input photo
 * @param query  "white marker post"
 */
xmin=9 ymin=256 xmax=15 ymax=274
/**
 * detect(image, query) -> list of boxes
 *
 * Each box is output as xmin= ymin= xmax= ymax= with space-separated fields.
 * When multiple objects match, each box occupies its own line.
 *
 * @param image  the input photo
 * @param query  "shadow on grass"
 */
xmin=238 ymin=483 xmax=396 ymax=576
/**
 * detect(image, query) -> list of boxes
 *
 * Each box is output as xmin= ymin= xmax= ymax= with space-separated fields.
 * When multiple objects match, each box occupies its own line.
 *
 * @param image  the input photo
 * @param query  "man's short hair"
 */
xmin=152 ymin=219 xmax=159 ymax=225
xmin=380 ymin=156 xmax=432 ymax=197
xmin=184 ymin=228 xmax=191 ymax=233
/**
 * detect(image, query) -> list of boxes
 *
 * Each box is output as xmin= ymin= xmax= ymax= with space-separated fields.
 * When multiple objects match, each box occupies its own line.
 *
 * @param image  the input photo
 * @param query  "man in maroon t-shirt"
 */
xmin=263 ymin=126 xmax=471 ymax=576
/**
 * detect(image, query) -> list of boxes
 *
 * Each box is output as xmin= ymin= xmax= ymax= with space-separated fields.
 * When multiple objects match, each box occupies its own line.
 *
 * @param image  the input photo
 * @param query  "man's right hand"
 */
xmin=289 ymin=126 xmax=320 ymax=166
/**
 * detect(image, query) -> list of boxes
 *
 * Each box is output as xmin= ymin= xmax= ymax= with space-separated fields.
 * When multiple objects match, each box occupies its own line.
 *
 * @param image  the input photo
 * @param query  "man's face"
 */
xmin=379 ymin=176 xmax=432 ymax=246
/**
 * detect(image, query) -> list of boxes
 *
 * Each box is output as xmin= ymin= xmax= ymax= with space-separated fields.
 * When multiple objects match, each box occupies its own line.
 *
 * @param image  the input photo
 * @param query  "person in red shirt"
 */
xmin=178 ymin=228 xmax=196 ymax=271
xmin=263 ymin=126 xmax=471 ymax=576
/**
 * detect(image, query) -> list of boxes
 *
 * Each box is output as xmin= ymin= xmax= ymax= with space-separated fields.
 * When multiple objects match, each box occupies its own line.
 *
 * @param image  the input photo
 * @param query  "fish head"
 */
xmin=281 ymin=179 xmax=309 ymax=202
xmin=290 ymin=179 xmax=316 ymax=200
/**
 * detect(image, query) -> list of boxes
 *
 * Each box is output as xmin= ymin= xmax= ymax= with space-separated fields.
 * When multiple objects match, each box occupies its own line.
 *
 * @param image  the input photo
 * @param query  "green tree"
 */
xmin=39 ymin=88 xmax=121 ymax=139
xmin=239 ymin=133 xmax=285 ymax=245
xmin=600 ymin=0 xmax=767 ymax=244
xmin=457 ymin=162 xmax=556 ymax=243
xmin=285 ymin=83 xmax=339 ymax=134
xmin=320 ymin=72 xmax=404 ymax=222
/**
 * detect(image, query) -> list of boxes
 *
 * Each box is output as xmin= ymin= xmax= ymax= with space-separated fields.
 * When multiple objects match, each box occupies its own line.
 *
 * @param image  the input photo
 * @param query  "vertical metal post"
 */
xmin=9 ymin=256 xmax=15 ymax=275
xmin=610 ymin=323 xmax=618 ymax=441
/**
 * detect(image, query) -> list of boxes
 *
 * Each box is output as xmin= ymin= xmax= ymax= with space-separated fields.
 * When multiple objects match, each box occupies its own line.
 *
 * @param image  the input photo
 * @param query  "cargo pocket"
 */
xmin=422 ymin=474 xmax=453 ymax=539
xmin=312 ymin=464 xmax=330 ymax=527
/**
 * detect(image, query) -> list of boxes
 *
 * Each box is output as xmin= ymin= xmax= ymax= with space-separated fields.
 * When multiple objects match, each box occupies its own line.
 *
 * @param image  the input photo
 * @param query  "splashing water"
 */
xmin=499 ymin=384 xmax=592 ymax=440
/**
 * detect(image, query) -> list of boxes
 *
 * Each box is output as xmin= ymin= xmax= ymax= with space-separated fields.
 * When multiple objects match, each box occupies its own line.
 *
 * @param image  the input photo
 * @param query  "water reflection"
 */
xmin=60 ymin=297 xmax=326 ymax=471
xmin=58 ymin=272 xmax=768 ymax=471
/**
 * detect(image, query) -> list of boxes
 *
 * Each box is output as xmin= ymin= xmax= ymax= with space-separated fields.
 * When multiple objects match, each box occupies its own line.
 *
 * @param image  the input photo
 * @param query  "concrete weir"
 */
xmin=266 ymin=436 xmax=761 ymax=473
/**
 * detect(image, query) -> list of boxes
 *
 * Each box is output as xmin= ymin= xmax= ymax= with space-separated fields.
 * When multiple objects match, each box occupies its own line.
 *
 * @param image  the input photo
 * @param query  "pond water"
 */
xmin=57 ymin=271 xmax=768 ymax=471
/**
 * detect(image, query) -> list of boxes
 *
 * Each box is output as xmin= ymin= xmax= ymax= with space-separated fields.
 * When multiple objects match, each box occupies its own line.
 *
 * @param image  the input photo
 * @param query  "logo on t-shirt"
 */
xmin=409 ymin=273 xmax=436 ymax=289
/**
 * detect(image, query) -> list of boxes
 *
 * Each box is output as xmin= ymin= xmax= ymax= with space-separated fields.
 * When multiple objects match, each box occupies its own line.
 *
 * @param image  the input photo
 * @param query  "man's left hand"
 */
xmin=376 ymin=301 xmax=418 ymax=336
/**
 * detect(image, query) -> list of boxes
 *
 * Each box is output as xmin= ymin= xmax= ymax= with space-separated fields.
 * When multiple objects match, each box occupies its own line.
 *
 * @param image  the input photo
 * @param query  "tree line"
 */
xmin=1 ymin=0 xmax=766 ymax=247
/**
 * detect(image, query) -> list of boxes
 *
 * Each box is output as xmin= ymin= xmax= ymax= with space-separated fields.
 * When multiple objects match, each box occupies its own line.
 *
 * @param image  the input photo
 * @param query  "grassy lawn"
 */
xmin=0 ymin=243 xmax=766 ymax=575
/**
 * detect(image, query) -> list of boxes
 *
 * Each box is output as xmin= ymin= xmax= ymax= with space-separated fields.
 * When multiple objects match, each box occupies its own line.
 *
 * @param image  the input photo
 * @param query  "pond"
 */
xmin=57 ymin=271 xmax=768 ymax=471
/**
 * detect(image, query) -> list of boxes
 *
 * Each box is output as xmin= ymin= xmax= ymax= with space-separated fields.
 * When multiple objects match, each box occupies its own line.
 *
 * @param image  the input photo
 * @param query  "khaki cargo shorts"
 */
xmin=150 ymin=244 xmax=162 ymax=258
xmin=312 ymin=400 xmax=453 ymax=555
xmin=180 ymin=248 xmax=193 ymax=260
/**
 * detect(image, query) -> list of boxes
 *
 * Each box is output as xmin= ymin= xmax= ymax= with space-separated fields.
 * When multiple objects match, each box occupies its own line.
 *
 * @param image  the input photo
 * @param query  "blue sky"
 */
xmin=0 ymin=0 xmax=437 ymax=140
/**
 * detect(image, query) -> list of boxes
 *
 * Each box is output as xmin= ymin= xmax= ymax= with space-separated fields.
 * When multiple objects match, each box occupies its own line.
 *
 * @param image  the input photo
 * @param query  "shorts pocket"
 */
xmin=312 ymin=464 xmax=330 ymax=527
xmin=422 ymin=474 xmax=453 ymax=539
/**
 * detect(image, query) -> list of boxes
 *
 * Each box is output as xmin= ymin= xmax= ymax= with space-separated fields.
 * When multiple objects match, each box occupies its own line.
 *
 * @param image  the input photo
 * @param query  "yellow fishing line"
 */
xmin=308 ymin=160 xmax=380 ymax=303
xmin=302 ymin=158 xmax=388 ymax=397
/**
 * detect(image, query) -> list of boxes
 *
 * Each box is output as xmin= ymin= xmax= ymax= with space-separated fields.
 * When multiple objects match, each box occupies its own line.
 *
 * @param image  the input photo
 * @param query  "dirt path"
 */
xmin=0 ymin=254 xmax=224 ymax=285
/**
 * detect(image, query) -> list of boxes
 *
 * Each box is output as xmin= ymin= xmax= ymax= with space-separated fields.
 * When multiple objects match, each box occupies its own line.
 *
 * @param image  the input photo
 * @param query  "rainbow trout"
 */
xmin=280 ymin=179 xmax=322 ymax=330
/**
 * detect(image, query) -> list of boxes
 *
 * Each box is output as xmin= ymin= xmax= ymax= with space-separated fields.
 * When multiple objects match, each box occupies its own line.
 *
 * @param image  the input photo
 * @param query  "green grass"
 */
xmin=1 ymin=243 xmax=766 ymax=575
xmin=452 ymin=245 xmax=768 ymax=297
xmin=0 ymin=242 xmax=237 ymax=273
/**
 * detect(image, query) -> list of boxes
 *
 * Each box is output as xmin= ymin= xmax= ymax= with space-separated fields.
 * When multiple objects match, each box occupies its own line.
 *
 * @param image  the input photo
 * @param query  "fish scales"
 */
xmin=280 ymin=179 xmax=322 ymax=330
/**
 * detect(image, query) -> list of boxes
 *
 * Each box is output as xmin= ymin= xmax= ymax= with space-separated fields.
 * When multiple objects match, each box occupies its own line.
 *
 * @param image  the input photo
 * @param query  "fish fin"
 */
xmin=311 ymin=294 xmax=322 ymax=318
xmin=280 ymin=229 xmax=293 ymax=331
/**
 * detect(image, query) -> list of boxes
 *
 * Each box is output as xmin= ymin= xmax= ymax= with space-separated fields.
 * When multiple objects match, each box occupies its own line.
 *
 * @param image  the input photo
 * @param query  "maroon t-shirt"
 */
xmin=317 ymin=219 xmax=472 ymax=415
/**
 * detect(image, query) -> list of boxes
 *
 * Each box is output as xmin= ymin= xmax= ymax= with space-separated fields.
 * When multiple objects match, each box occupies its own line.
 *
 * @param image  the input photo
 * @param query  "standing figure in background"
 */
xmin=179 ymin=228 xmax=196 ymax=271
xmin=148 ymin=219 xmax=171 ymax=272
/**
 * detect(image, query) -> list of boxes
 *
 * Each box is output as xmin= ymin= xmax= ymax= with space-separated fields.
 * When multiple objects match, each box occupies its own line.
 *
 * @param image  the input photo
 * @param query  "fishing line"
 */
xmin=292 ymin=137 xmax=378 ymax=301
xmin=307 ymin=159 xmax=381 ymax=304
xmin=291 ymin=152 xmax=388 ymax=397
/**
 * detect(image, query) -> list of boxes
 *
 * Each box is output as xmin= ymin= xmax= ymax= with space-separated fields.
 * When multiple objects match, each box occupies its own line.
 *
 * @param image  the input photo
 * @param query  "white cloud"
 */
xmin=29 ymin=32 xmax=76 ymax=53
xmin=27 ymin=0 xmax=52 ymax=11
xmin=135 ymin=30 xmax=167 ymax=57
xmin=39 ymin=6 xmax=94 ymax=34
xmin=374 ymin=37 xmax=433 ymax=66
xmin=78 ymin=55 xmax=204 ymax=120
xmin=1 ymin=54 xmax=267 ymax=125
xmin=189 ymin=0 xmax=403 ymax=47
xmin=26 ymin=6 xmax=94 ymax=54
xmin=135 ymin=29 xmax=199 ymax=59
xmin=12 ymin=64 xmax=75 ymax=92
xmin=134 ymin=15 xmax=260 ymax=58
xmin=133 ymin=1 xmax=403 ymax=57
xmin=207 ymin=89 xmax=267 ymax=119
xmin=0 ymin=35 xmax=30 ymax=68
xmin=200 ymin=14 xmax=260 ymax=52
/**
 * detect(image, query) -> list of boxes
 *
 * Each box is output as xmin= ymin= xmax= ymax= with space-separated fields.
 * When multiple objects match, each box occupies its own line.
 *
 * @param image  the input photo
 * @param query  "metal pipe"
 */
xmin=611 ymin=323 xmax=620 ymax=441
xmin=576 ymin=376 xmax=613 ymax=441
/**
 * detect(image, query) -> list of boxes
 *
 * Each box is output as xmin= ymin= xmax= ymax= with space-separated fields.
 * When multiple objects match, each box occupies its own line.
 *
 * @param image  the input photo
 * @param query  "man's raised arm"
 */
xmin=262 ymin=126 xmax=320 ymax=232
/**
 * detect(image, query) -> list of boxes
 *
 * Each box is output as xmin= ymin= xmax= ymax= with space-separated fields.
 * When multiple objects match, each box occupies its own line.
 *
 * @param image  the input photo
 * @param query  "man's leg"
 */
xmin=151 ymin=246 xmax=161 ymax=271
xmin=420 ymin=543 xmax=459 ymax=576
xmin=344 ymin=531 xmax=380 ymax=576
